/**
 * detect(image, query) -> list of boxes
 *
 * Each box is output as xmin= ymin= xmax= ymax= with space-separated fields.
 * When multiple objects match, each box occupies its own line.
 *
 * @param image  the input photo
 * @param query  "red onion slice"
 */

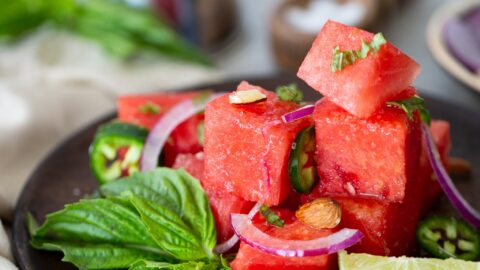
xmin=281 ymin=105 xmax=315 ymax=123
xmin=214 ymin=202 xmax=263 ymax=254
xmin=231 ymin=213 xmax=363 ymax=257
xmin=141 ymin=93 xmax=223 ymax=171
xmin=422 ymin=123 xmax=480 ymax=228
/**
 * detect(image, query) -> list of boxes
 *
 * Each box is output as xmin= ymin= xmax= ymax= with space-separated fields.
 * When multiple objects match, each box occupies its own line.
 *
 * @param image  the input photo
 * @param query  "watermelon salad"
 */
xmin=28 ymin=21 xmax=480 ymax=270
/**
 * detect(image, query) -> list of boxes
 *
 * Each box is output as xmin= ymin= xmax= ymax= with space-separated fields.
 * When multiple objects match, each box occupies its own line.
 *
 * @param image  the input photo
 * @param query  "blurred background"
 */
xmin=0 ymin=0 xmax=479 ymax=222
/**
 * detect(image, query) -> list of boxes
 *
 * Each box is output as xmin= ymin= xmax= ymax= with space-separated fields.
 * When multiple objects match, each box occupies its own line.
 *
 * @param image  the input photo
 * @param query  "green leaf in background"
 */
xmin=386 ymin=95 xmax=431 ymax=124
xmin=100 ymin=168 xmax=217 ymax=258
xmin=0 ymin=0 xmax=211 ymax=65
xmin=0 ymin=0 xmax=48 ymax=41
xmin=29 ymin=168 xmax=220 ymax=269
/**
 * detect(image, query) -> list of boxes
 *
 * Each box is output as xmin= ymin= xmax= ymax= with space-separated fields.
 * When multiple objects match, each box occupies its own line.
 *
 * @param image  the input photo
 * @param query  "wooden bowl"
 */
xmin=270 ymin=0 xmax=379 ymax=72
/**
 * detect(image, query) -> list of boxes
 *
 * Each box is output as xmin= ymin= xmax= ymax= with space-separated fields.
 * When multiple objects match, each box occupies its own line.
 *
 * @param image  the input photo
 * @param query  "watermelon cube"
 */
xmin=118 ymin=92 xmax=204 ymax=166
xmin=172 ymin=152 xmax=255 ymax=243
xmin=172 ymin=152 xmax=205 ymax=181
xmin=231 ymin=211 xmax=336 ymax=270
xmin=203 ymin=81 xmax=312 ymax=205
xmin=297 ymin=20 xmax=420 ymax=118
xmin=312 ymin=98 xmax=421 ymax=202
xmin=300 ymin=121 xmax=451 ymax=256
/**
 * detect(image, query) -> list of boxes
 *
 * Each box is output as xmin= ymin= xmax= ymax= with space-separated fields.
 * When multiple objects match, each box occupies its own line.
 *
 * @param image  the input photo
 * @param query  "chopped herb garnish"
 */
xmin=193 ymin=90 xmax=214 ymax=105
xmin=275 ymin=83 xmax=303 ymax=103
xmin=197 ymin=120 xmax=205 ymax=146
xmin=331 ymin=33 xmax=387 ymax=72
xmin=138 ymin=102 xmax=161 ymax=115
xmin=387 ymin=95 xmax=431 ymax=124
xmin=260 ymin=205 xmax=285 ymax=228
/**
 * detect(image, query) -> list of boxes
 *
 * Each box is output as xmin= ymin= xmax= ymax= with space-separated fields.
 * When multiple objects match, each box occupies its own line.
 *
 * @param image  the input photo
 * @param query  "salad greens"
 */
xmin=0 ymin=0 xmax=211 ymax=65
xmin=387 ymin=95 xmax=431 ymax=124
xmin=275 ymin=84 xmax=303 ymax=104
xmin=28 ymin=168 xmax=227 ymax=270
xmin=331 ymin=33 xmax=386 ymax=72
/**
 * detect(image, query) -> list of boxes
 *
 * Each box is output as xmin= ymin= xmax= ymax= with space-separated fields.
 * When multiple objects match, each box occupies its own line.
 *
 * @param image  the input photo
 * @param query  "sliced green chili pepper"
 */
xmin=417 ymin=216 xmax=480 ymax=261
xmin=288 ymin=126 xmax=318 ymax=194
xmin=89 ymin=121 xmax=148 ymax=185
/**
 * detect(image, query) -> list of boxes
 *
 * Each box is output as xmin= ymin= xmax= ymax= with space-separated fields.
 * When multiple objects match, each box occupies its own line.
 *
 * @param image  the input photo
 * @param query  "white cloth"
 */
xmin=0 ymin=29 xmax=224 ymax=265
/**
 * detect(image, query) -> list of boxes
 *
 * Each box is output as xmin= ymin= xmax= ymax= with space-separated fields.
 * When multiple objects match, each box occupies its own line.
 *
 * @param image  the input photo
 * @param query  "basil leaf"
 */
xmin=139 ymin=102 xmax=161 ymax=115
xmin=259 ymin=205 xmax=285 ymax=227
xmin=331 ymin=33 xmax=387 ymax=72
xmin=101 ymin=168 xmax=217 ymax=258
xmin=30 ymin=198 xmax=173 ymax=269
xmin=45 ymin=243 xmax=161 ymax=270
xmin=386 ymin=95 xmax=431 ymax=124
xmin=130 ymin=260 xmax=226 ymax=270
xmin=275 ymin=83 xmax=303 ymax=103
xmin=32 ymin=198 xmax=161 ymax=249
xmin=130 ymin=195 xmax=214 ymax=260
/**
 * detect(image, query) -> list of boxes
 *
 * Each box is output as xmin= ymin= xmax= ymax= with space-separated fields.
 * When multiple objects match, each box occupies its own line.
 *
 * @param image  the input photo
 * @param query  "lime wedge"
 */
xmin=338 ymin=251 xmax=480 ymax=270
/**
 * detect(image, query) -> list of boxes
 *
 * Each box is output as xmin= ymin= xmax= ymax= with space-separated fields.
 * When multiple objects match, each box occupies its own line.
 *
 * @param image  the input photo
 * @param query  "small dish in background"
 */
xmin=270 ymin=0 xmax=378 ymax=72
xmin=427 ymin=1 xmax=480 ymax=93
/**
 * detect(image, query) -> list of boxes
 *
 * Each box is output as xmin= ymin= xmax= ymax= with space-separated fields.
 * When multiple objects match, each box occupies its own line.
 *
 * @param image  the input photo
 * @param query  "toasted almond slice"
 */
xmin=296 ymin=198 xmax=342 ymax=229
xmin=448 ymin=157 xmax=472 ymax=180
xmin=229 ymin=89 xmax=267 ymax=104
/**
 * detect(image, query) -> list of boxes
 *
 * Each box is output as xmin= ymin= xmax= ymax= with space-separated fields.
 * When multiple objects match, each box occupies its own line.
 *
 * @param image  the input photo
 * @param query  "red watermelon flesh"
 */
xmin=172 ymin=152 xmax=255 ymax=243
xmin=231 ymin=210 xmax=337 ymax=270
xmin=417 ymin=120 xmax=451 ymax=214
xmin=208 ymin=191 xmax=256 ymax=243
xmin=297 ymin=20 xmax=420 ymax=118
xmin=203 ymin=81 xmax=313 ymax=206
xmin=172 ymin=152 xmax=205 ymax=181
xmin=300 ymin=121 xmax=451 ymax=256
xmin=312 ymin=98 xmax=421 ymax=202
xmin=118 ymin=92 xmax=204 ymax=166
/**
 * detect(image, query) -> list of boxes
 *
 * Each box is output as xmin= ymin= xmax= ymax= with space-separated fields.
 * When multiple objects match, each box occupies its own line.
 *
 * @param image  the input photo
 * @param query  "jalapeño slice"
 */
xmin=288 ymin=126 xmax=318 ymax=193
xmin=90 ymin=122 xmax=148 ymax=185
xmin=417 ymin=216 xmax=480 ymax=261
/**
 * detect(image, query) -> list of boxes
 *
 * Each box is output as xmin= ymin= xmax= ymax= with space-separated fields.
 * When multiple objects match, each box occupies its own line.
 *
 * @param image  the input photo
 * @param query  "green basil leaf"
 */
xmin=130 ymin=195 xmax=214 ymax=261
xmin=32 ymin=198 xmax=159 ymax=248
xmin=100 ymin=168 xmax=217 ymax=258
xmin=130 ymin=259 xmax=225 ymax=270
xmin=44 ymin=243 xmax=161 ymax=270
xmin=331 ymin=33 xmax=387 ymax=72
xmin=386 ymin=95 xmax=431 ymax=124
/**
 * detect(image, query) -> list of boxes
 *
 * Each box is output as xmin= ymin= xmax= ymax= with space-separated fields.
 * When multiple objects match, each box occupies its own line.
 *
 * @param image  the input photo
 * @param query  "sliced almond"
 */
xmin=229 ymin=89 xmax=267 ymax=104
xmin=296 ymin=198 xmax=342 ymax=229
xmin=448 ymin=157 xmax=472 ymax=180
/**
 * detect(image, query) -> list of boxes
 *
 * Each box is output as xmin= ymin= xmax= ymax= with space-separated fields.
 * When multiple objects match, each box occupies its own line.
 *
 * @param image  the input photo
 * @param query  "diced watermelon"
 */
xmin=208 ymin=191 xmax=256 ymax=243
xmin=172 ymin=152 xmax=205 ymax=181
xmin=118 ymin=92 xmax=204 ymax=166
xmin=231 ymin=210 xmax=337 ymax=270
xmin=172 ymin=152 xmax=255 ymax=243
xmin=312 ymin=98 xmax=421 ymax=202
xmin=117 ymin=92 xmax=200 ymax=129
xmin=300 ymin=120 xmax=451 ymax=256
xmin=203 ymin=81 xmax=313 ymax=206
xmin=297 ymin=20 xmax=420 ymax=118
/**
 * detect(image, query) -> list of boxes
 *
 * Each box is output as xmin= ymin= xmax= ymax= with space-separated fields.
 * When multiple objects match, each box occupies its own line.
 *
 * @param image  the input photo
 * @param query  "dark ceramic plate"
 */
xmin=12 ymin=74 xmax=480 ymax=270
